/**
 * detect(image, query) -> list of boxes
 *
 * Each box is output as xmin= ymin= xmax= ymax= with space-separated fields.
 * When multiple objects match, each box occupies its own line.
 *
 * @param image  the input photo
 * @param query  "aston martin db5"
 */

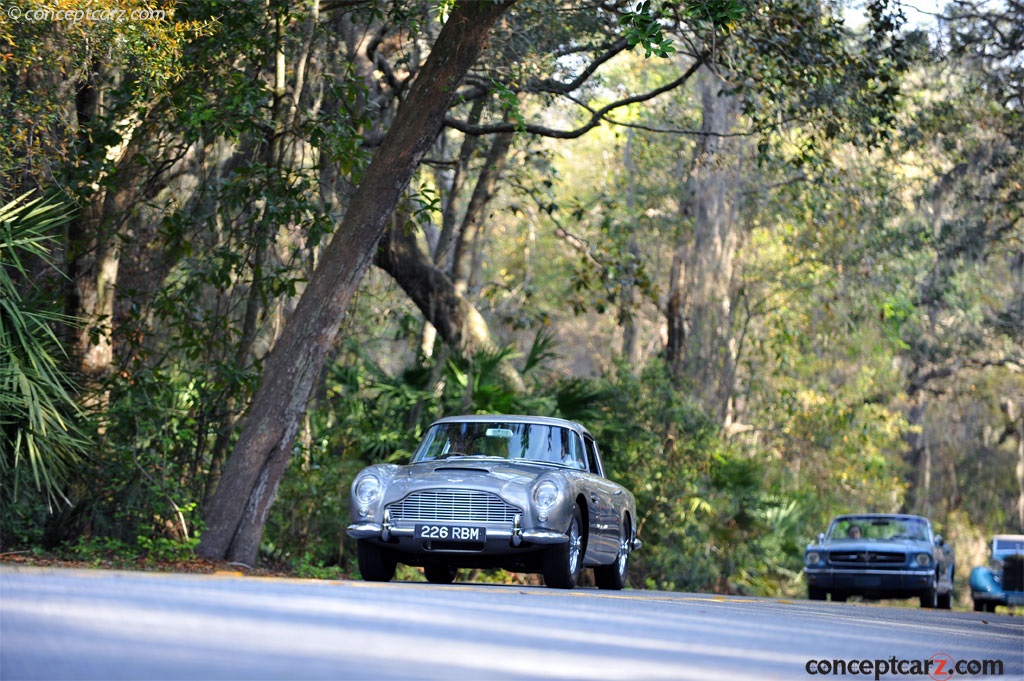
xmin=346 ymin=414 xmax=640 ymax=589
xmin=804 ymin=513 xmax=955 ymax=608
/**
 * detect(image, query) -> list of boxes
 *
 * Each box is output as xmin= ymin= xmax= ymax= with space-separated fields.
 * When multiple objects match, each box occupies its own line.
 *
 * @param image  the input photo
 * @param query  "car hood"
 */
xmin=810 ymin=539 xmax=934 ymax=553
xmin=380 ymin=459 xmax=561 ymax=502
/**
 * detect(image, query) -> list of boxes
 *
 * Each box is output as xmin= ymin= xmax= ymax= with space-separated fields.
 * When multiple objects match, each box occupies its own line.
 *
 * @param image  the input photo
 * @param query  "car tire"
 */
xmin=594 ymin=518 xmax=630 ymax=591
xmin=937 ymin=590 xmax=952 ymax=609
xmin=357 ymin=539 xmax=397 ymax=582
xmin=920 ymin=586 xmax=938 ymax=608
xmin=543 ymin=503 xmax=583 ymax=589
xmin=808 ymin=587 xmax=826 ymax=601
xmin=424 ymin=563 xmax=458 ymax=584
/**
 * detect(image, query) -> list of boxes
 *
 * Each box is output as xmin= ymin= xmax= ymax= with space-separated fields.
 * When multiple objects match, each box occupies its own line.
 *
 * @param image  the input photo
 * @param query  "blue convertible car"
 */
xmin=970 ymin=534 xmax=1024 ymax=612
xmin=804 ymin=513 xmax=955 ymax=608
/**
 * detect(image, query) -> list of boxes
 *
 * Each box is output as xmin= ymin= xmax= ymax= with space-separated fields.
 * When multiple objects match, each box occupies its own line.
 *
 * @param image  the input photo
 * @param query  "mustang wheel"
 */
xmin=807 ymin=587 xmax=826 ymax=601
xmin=357 ymin=539 xmax=397 ymax=582
xmin=543 ymin=503 xmax=583 ymax=589
xmin=920 ymin=586 xmax=938 ymax=608
xmin=424 ymin=563 xmax=458 ymax=584
xmin=594 ymin=518 xmax=630 ymax=590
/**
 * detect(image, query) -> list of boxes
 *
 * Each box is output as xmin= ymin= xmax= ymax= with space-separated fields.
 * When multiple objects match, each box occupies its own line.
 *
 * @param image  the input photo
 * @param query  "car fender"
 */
xmin=969 ymin=566 xmax=1001 ymax=595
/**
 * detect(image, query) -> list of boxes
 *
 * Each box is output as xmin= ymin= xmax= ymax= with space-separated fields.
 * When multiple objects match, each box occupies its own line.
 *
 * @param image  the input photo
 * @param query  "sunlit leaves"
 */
xmin=619 ymin=1 xmax=677 ymax=58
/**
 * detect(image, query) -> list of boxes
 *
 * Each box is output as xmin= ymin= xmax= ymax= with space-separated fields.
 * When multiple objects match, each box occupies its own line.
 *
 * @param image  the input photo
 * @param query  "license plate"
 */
xmin=415 ymin=524 xmax=486 ymax=542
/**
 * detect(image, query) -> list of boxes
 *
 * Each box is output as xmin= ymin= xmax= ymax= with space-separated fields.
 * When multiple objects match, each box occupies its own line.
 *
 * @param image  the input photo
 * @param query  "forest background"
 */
xmin=1 ymin=0 xmax=1020 ymax=603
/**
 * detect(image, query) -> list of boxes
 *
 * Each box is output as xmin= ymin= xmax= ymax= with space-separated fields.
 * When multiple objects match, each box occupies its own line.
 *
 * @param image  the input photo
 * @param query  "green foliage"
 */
xmin=0 ymin=194 xmax=90 ymax=517
xmin=620 ymin=2 xmax=677 ymax=58
xmin=66 ymin=533 xmax=200 ymax=567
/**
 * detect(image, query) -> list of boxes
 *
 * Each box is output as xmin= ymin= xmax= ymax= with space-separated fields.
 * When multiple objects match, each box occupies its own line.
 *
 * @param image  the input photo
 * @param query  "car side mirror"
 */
xmin=934 ymin=534 xmax=944 ymax=546
xmin=818 ymin=532 xmax=826 ymax=544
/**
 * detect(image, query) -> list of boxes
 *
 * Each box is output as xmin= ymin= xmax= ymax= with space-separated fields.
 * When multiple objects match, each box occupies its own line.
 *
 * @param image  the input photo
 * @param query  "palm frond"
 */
xmin=0 ymin=192 xmax=89 ymax=509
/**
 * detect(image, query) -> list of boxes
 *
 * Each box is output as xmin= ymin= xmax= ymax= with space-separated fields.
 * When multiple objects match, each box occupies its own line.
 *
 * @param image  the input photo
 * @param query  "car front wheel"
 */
xmin=543 ymin=503 xmax=583 ymax=589
xmin=920 ymin=586 xmax=938 ymax=608
xmin=357 ymin=540 xmax=397 ymax=582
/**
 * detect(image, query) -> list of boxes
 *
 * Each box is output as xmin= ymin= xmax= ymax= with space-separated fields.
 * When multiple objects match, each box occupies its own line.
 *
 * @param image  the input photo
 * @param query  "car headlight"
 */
xmin=915 ymin=553 xmax=932 ymax=567
xmin=806 ymin=551 xmax=821 ymax=566
xmin=354 ymin=475 xmax=382 ymax=516
xmin=533 ymin=480 xmax=560 ymax=521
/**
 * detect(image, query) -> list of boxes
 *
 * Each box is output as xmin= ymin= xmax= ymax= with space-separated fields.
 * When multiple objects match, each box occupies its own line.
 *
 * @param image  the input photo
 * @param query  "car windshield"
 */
xmin=828 ymin=517 xmax=929 ymax=542
xmin=994 ymin=538 xmax=1024 ymax=555
xmin=411 ymin=421 xmax=586 ymax=470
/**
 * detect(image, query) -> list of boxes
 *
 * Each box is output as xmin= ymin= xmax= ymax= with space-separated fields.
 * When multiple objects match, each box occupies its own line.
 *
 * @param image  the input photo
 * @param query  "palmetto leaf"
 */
xmin=0 ymin=192 xmax=89 ymax=508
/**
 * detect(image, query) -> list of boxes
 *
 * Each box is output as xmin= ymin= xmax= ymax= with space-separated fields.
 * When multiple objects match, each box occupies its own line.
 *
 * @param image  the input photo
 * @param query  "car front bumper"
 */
xmin=804 ymin=568 xmax=937 ymax=594
xmin=347 ymin=520 xmax=568 ymax=552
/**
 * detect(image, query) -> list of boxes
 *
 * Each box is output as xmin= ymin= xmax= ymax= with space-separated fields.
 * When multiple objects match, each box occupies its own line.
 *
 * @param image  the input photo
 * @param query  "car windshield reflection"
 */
xmin=827 ymin=516 xmax=929 ymax=542
xmin=411 ymin=421 xmax=587 ymax=470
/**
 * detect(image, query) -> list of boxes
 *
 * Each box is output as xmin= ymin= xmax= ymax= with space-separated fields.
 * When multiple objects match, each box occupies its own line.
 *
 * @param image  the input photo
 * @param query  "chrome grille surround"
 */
xmin=828 ymin=551 xmax=907 ymax=566
xmin=387 ymin=489 xmax=522 ymax=524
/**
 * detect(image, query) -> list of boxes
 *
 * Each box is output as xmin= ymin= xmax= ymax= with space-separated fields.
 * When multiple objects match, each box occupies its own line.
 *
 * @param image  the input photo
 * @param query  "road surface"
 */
xmin=2 ymin=566 xmax=1021 ymax=680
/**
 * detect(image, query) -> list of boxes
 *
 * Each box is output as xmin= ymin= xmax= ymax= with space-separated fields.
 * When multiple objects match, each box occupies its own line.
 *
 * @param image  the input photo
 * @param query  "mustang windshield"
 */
xmin=412 ymin=421 xmax=586 ymax=470
xmin=828 ymin=516 xmax=929 ymax=542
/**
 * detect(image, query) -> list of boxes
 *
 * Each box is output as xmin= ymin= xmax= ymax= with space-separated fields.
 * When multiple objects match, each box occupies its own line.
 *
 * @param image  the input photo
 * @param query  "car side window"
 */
xmin=583 ymin=436 xmax=603 ymax=476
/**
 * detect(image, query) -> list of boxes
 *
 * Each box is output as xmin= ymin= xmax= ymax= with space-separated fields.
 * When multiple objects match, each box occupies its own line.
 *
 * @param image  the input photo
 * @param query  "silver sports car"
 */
xmin=347 ymin=414 xmax=641 ymax=589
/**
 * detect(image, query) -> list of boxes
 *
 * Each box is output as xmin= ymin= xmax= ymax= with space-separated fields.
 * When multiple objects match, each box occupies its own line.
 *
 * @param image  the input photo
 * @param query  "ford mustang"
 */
xmin=804 ymin=513 xmax=955 ymax=608
xmin=347 ymin=414 xmax=640 ymax=589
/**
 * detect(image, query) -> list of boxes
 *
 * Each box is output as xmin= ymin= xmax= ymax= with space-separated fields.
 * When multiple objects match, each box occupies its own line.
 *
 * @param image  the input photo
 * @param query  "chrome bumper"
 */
xmin=346 ymin=521 xmax=568 ymax=545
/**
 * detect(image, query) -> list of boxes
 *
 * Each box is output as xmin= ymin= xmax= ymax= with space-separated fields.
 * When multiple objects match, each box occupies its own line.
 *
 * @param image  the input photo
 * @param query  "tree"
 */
xmin=198 ymin=0 xmax=518 ymax=564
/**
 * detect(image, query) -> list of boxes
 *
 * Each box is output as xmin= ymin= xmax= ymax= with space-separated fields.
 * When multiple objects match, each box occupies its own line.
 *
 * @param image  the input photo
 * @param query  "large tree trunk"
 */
xmin=664 ymin=67 xmax=741 ymax=420
xmin=198 ymin=0 xmax=517 ymax=565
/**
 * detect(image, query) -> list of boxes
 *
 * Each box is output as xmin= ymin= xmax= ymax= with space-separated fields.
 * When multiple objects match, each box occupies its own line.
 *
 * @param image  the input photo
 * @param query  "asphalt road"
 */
xmin=2 ymin=566 xmax=1021 ymax=680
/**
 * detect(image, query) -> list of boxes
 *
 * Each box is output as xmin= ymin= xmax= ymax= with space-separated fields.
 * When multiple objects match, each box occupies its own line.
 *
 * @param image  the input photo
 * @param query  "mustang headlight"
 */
xmin=533 ymin=480 xmax=561 ymax=521
xmin=354 ymin=475 xmax=382 ymax=517
xmin=915 ymin=553 xmax=932 ymax=568
xmin=806 ymin=551 xmax=822 ymax=566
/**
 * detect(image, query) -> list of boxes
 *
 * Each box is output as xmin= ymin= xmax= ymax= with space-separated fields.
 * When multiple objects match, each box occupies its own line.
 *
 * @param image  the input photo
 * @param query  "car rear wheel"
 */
xmin=543 ymin=503 xmax=583 ymax=589
xmin=424 ymin=563 xmax=458 ymax=584
xmin=357 ymin=540 xmax=397 ymax=582
xmin=594 ymin=518 xmax=630 ymax=590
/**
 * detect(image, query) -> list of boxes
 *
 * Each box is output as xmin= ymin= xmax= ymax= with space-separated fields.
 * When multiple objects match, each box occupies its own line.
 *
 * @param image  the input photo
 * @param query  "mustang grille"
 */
xmin=388 ymin=490 xmax=521 ymax=524
xmin=829 ymin=551 xmax=906 ymax=566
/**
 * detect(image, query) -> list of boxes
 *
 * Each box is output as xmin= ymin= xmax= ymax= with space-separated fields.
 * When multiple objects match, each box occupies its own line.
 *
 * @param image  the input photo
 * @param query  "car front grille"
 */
xmin=829 ymin=551 xmax=906 ymax=566
xmin=1004 ymin=555 xmax=1024 ymax=592
xmin=387 ymin=489 xmax=521 ymax=524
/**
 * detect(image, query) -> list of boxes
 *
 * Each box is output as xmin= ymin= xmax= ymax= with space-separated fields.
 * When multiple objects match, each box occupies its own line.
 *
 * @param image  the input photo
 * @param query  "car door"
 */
xmin=581 ymin=434 xmax=620 ymax=563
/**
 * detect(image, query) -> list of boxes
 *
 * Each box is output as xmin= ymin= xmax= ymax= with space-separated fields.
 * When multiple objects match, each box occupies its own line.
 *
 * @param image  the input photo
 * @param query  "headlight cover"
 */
xmin=915 ymin=553 xmax=933 ymax=567
xmin=806 ymin=551 xmax=821 ymax=566
xmin=532 ymin=479 xmax=561 ymax=521
xmin=354 ymin=475 xmax=382 ymax=517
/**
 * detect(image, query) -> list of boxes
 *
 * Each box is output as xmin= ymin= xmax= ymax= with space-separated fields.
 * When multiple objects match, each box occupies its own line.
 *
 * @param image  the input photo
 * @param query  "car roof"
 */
xmin=831 ymin=513 xmax=931 ymax=523
xmin=430 ymin=414 xmax=593 ymax=437
xmin=993 ymin=534 xmax=1024 ymax=542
